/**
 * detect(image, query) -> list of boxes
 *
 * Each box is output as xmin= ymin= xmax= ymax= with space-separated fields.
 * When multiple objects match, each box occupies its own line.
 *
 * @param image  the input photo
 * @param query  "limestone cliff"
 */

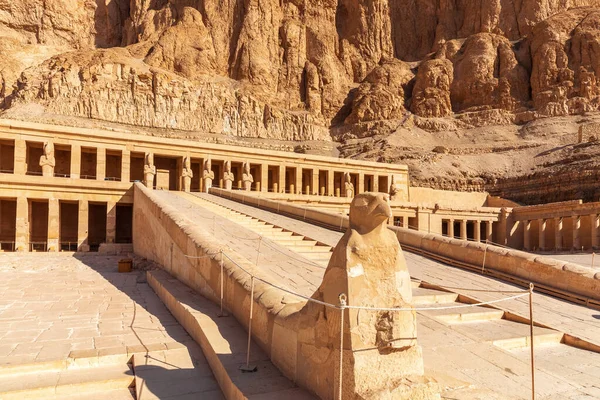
xmin=4 ymin=1 xmax=600 ymax=199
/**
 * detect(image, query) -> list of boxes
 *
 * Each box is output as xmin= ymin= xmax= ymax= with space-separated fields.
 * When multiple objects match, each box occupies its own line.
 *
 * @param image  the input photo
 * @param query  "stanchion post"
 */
xmin=529 ymin=283 xmax=535 ymax=400
xmin=338 ymin=293 xmax=347 ymax=400
xmin=240 ymin=276 xmax=257 ymax=372
xmin=592 ymin=252 xmax=595 ymax=269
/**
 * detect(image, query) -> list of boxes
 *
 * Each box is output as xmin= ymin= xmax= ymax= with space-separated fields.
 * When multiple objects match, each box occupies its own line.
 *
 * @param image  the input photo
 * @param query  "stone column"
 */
xmin=106 ymin=202 xmax=116 ymax=244
xmin=524 ymin=220 xmax=531 ymax=251
xmin=538 ymin=219 xmax=547 ymax=251
xmin=97 ymin=147 xmax=106 ymax=181
xmin=15 ymin=197 xmax=28 ymax=252
xmin=327 ymin=170 xmax=334 ymax=196
xmin=573 ymin=215 xmax=581 ymax=250
xmin=448 ymin=218 xmax=455 ymax=238
xmin=474 ymin=220 xmax=481 ymax=243
xmin=48 ymin=198 xmax=59 ymax=252
xmin=591 ymin=214 xmax=599 ymax=249
xmin=295 ymin=169 xmax=302 ymax=195
xmin=402 ymin=216 xmax=409 ymax=229
xmin=373 ymin=175 xmax=379 ymax=193
xmin=486 ymin=221 xmax=493 ymax=243
xmin=358 ymin=172 xmax=365 ymax=194
xmin=312 ymin=170 xmax=319 ymax=196
xmin=460 ymin=220 xmax=467 ymax=240
xmin=70 ymin=144 xmax=81 ymax=179
xmin=261 ymin=164 xmax=268 ymax=192
xmin=121 ymin=149 xmax=131 ymax=183
xmin=78 ymin=200 xmax=89 ymax=252
xmin=278 ymin=165 xmax=285 ymax=193
xmin=14 ymin=139 xmax=26 ymax=175
xmin=555 ymin=217 xmax=563 ymax=251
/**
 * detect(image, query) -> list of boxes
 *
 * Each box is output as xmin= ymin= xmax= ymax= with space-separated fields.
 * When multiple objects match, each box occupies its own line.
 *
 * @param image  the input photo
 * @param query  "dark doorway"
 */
xmin=29 ymin=200 xmax=48 ymax=251
xmin=88 ymin=203 xmax=107 ymax=251
xmin=116 ymin=204 xmax=133 ymax=243
xmin=59 ymin=201 xmax=78 ymax=251
xmin=0 ymin=199 xmax=16 ymax=251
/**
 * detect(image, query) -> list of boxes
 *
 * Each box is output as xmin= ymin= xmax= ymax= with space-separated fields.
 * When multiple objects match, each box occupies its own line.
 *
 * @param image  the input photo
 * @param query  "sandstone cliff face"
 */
xmin=4 ymin=1 xmax=600 ymax=145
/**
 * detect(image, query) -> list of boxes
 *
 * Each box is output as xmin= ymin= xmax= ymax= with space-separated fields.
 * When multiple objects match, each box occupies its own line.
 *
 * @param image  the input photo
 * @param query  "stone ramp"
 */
xmin=147 ymin=269 xmax=316 ymax=400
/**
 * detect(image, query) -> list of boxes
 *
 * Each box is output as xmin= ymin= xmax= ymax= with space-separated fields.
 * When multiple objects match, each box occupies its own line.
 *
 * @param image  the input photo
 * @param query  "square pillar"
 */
xmin=373 ymin=175 xmax=379 ymax=193
xmin=15 ymin=197 xmax=28 ymax=251
xmin=524 ymin=220 xmax=531 ymax=251
xmin=486 ymin=221 xmax=493 ymax=243
xmin=573 ymin=215 xmax=581 ymax=250
xmin=358 ymin=172 xmax=365 ymax=194
xmin=312 ymin=170 xmax=319 ymax=196
xmin=402 ymin=216 xmax=409 ymax=229
xmin=78 ymin=200 xmax=89 ymax=252
xmin=460 ymin=220 xmax=467 ymax=240
xmin=448 ymin=218 xmax=455 ymax=238
xmin=96 ymin=147 xmax=106 ymax=181
xmin=591 ymin=214 xmax=599 ymax=249
xmin=106 ymin=201 xmax=116 ymax=244
xmin=48 ymin=198 xmax=59 ymax=252
xmin=70 ymin=144 xmax=81 ymax=179
xmin=261 ymin=164 xmax=269 ymax=193
xmin=538 ymin=219 xmax=547 ymax=251
xmin=555 ymin=218 xmax=563 ymax=251
xmin=474 ymin=220 xmax=481 ymax=243
xmin=278 ymin=165 xmax=285 ymax=193
xmin=14 ymin=139 xmax=26 ymax=175
xmin=295 ymin=170 xmax=302 ymax=195
xmin=122 ymin=149 xmax=131 ymax=183
xmin=327 ymin=170 xmax=334 ymax=196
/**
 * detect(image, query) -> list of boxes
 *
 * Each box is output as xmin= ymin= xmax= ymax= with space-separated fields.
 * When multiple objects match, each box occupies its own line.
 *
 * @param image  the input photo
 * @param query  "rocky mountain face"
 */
xmin=3 ymin=1 xmax=600 ymax=201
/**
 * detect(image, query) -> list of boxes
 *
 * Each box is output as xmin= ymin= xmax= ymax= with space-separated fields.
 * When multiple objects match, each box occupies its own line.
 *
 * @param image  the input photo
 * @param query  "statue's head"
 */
xmin=349 ymin=193 xmax=392 ymax=232
xmin=243 ymin=161 xmax=250 ymax=174
xmin=43 ymin=141 xmax=54 ymax=155
xmin=184 ymin=156 xmax=191 ymax=169
xmin=225 ymin=160 xmax=231 ymax=172
xmin=345 ymin=172 xmax=351 ymax=183
xmin=146 ymin=153 xmax=154 ymax=165
xmin=205 ymin=158 xmax=211 ymax=170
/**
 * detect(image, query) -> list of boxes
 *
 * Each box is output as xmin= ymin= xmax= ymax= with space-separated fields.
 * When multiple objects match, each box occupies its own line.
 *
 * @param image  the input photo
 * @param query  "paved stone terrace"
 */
xmin=0 ymin=253 xmax=196 ymax=367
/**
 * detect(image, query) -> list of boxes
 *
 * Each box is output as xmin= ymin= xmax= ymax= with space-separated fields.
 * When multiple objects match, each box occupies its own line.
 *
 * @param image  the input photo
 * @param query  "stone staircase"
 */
xmin=179 ymin=192 xmax=333 ymax=267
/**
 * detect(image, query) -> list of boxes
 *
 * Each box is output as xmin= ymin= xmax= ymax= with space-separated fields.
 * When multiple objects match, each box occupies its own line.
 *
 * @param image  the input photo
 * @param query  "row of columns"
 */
xmin=446 ymin=219 xmax=494 ymax=243
xmin=522 ymin=214 xmax=600 ymax=251
xmin=13 ymin=198 xmax=117 ymax=252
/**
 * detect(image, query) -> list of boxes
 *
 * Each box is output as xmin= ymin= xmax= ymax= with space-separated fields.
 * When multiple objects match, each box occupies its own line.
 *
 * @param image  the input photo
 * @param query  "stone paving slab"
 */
xmin=0 ymin=253 xmax=196 ymax=367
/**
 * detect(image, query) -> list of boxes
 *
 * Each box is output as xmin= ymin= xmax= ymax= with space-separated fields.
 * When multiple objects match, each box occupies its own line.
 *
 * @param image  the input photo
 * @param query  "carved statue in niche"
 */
xmin=181 ymin=156 xmax=193 ymax=192
xmin=298 ymin=193 xmax=423 ymax=399
xmin=223 ymin=160 xmax=235 ymax=190
xmin=242 ymin=161 xmax=254 ymax=191
xmin=143 ymin=153 xmax=156 ymax=188
xmin=39 ymin=141 xmax=56 ymax=177
xmin=344 ymin=172 xmax=354 ymax=198
xmin=389 ymin=175 xmax=401 ymax=201
xmin=202 ymin=158 xmax=215 ymax=193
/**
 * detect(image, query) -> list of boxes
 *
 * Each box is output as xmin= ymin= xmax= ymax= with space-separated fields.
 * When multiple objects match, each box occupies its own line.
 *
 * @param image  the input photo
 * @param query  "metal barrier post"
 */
xmin=482 ymin=243 xmax=488 ymax=274
xmin=338 ymin=293 xmax=347 ymax=400
xmin=240 ymin=276 xmax=257 ymax=372
xmin=529 ymin=283 xmax=535 ymax=400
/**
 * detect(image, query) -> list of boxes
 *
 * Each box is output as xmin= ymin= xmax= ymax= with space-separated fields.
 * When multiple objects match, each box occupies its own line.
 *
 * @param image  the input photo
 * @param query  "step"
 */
xmin=287 ymin=245 xmax=332 ymax=253
xmin=0 ymin=364 xmax=134 ymax=400
xmin=444 ymin=319 xmax=564 ymax=350
xmin=412 ymin=288 xmax=459 ymax=305
xmin=300 ymin=253 xmax=333 ymax=262
xmin=273 ymin=240 xmax=318 ymax=247
xmin=418 ymin=302 xmax=505 ymax=323
xmin=51 ymin=388 xmax=135 ymax=400
xmin=133 ymin=348 xmax=223 ymax=400
xmin=147 ymin=270 xmax=315 ymax=399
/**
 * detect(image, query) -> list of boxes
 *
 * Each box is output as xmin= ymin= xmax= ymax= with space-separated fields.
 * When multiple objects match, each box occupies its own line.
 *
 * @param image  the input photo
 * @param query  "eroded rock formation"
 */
xmin=4 ymin=2 xmax=600 ymax=146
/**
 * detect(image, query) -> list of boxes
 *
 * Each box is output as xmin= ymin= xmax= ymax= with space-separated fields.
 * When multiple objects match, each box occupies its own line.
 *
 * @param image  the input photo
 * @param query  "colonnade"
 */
xmin=444 ymin=218 xmax=494 ymax=243
xmin=522 ymin=214 xmax=600 ymax=251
